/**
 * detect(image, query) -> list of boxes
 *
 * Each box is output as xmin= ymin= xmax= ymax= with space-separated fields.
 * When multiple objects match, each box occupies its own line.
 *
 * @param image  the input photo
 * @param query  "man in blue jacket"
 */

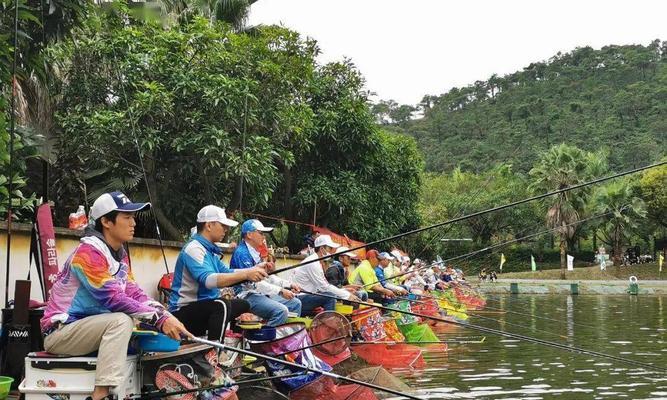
xmin=230 ymin=219 xmax=302 ymax=326
xmin=169 ymin=206 xmax=267 ymax=340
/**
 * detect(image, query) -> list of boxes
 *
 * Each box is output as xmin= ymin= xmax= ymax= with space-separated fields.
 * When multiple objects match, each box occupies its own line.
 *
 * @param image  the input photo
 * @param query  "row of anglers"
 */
xmin=36 ymin=191 xmax=487 ymax=400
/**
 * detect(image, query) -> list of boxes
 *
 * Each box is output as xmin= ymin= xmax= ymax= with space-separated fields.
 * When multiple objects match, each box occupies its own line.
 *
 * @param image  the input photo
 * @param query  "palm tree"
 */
xmin=158 ymin=0 xmax=259 ymax=31
xmin=593 ymin=180 xmax=646 ymax=266
xmin=529 ymin=144 xmax=605 ymax=279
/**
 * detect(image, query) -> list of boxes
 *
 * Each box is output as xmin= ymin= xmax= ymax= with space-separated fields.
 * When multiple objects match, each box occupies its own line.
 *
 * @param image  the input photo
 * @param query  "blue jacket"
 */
xmin=168 ymin=234 xmax=232 ymax=312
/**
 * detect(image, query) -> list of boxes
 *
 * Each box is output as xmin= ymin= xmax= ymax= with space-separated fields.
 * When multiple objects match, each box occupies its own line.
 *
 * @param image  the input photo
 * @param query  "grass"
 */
xmin=499 ymin=262 xmax=666 ymax=281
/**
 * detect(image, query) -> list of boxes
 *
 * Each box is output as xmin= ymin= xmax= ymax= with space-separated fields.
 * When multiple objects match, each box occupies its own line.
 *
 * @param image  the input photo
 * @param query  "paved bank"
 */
xmin=474 ymin=279 xmax=667 ymax=295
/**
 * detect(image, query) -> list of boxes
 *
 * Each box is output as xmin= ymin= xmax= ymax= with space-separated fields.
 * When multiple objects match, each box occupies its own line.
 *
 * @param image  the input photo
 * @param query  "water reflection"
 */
xmin=395 ymin=295 xmax=667 ymax=399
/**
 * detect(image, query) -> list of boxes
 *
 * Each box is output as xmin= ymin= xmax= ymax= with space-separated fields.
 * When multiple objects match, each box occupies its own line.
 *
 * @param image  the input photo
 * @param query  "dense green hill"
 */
xmin=398 ymin=41 xmax=667 ymax=173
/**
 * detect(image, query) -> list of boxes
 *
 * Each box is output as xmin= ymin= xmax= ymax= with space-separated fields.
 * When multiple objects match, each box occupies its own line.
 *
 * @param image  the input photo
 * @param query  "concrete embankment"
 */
xmin=474 ymin=279 xmax=667 ymax=295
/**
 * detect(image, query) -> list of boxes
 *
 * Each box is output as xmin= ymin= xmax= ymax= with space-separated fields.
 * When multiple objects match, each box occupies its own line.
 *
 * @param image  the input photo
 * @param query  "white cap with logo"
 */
xmin=314 ymin=234 xmax=340 ymax=249
xmin=196 ymin=205 xmax=238 ymax=227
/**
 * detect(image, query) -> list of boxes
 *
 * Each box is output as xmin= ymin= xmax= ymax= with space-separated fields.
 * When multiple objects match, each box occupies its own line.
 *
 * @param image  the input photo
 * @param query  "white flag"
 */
xmin=567 ymin=254 xmax=574 ymax=271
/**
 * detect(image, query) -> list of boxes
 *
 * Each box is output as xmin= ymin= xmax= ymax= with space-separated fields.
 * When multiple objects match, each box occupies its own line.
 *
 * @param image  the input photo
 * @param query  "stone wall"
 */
xmin=0 ymin=221 xmax=305 ymax=303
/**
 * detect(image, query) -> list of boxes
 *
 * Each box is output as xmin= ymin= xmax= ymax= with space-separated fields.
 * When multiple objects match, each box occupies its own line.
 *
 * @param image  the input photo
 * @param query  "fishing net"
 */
xmin=308 ymin=311 xmax=352 ymax=366
xmin=350 ymin=343 xmax=425 ymax=369
xmin=410 ymin=298 xmax=441 ymax=319
xmin=381 ymin=318 xmax=405 ymax=342
xmin=289 ymin=376 xmax=378 ymax=400
xmin=248 ymin=323 xmax=331 ymax=393
xmin=453 ymin=286 xmax=486 ymax=309
xmin=347 ymin=366 xmax=411 ymax=399
xmin=397 ymin=322 xmax=439 ymax=343
xmin=153 ymin=356 xmax=239 ymax=400
xmin=389 ymin=300 xmax=420 ymax=326
xmin=350 ymin=307 xmax=386 ymax=342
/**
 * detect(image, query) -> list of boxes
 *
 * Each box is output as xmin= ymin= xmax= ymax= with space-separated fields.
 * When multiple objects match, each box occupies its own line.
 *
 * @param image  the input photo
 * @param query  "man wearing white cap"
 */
xmin=230 ymin=219 xmax=302 ymax=326
xmin=377 ymin=252 xmax=408 ymax=296
xmin=41 ymin=192 xmax=192 ymax=400
xmin=325 ymin=246 xmax=368 ymax=301
xmin=293 ymin=234 xmax=361 ymax=314
xmin=169 ymin=206 xmax=268 ymax=340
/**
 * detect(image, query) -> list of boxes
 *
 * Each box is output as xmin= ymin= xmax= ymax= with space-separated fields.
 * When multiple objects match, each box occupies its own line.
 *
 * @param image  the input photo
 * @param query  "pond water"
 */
xmin=395 ymin=294 xmax=667 ymax=399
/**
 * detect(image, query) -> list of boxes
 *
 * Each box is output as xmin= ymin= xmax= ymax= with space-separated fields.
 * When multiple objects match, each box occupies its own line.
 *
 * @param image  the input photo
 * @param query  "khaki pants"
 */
xmin=44 ymin=313 xmax=134 ymax=387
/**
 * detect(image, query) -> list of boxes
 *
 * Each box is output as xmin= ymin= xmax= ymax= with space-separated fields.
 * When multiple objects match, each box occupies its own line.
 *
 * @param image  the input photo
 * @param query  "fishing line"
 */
xmin=270 ymin=161 xmax=664 ymax=277
xmin=299 ymin=290 xmax=667 ymax=373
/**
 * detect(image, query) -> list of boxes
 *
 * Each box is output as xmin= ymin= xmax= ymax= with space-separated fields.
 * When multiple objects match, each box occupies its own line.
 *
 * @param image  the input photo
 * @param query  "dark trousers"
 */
xmin=172 ymin=298 xmax=250 ymax=340
xmin=368 ymin=291 xmax=387 ymax=304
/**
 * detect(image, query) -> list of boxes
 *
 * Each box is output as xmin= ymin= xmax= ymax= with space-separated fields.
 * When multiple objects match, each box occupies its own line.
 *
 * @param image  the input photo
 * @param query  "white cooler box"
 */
xmin=19 ymin=352 xmax=140 ymax=400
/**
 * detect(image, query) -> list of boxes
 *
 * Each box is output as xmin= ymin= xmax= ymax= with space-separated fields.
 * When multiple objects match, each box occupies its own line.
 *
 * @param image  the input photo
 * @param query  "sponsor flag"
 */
xmin=531 ymin=255 xmax=537 ymax=272
xmin=567 ymin=254 xmax=574 ymax=271
xmin=500 ymin=253 xmax=506 ymax=271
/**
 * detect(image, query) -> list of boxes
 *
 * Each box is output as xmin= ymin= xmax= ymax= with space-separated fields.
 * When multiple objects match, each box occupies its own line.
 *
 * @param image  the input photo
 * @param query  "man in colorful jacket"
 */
xmin=41 ymin=192 xmax=192 ymax=400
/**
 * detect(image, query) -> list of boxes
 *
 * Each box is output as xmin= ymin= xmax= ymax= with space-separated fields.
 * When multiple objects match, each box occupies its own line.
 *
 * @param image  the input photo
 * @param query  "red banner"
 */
xmin=36 ymin=204 xmax=59 ymax=299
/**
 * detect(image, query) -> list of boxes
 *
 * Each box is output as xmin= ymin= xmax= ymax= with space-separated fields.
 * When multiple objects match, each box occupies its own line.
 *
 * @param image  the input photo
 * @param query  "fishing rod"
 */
xmin=188 ymin=336 xmax=424 ymax=400
xmin=298 ymin=290 xmax=667 ymax=373
xmin=270 ymin=161 xmax=663 ymax=277
xmin=479 ymin=301 xmax=600 ymax=330
xmin=364 ymin=209 xmax=619 ymax=289
xmin=351 ymin=339 xmax=482 ymax=345
xmin=4 ymin=0 xmax=20 ymax=308
xmin=412 ymin=144 xmax=526 ymax=261
xmin=134 ymin=373 xmax=303 ymax=400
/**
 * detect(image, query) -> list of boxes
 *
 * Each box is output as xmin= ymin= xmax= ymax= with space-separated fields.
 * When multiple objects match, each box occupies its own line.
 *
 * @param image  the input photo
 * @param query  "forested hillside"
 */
xmin=397 ymin=41 xmax=667 ymax=173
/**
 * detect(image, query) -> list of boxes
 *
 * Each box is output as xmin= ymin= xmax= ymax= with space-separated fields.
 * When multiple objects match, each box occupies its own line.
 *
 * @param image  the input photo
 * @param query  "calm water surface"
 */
xmin=394 ymin=294 xmax=667 ymax=399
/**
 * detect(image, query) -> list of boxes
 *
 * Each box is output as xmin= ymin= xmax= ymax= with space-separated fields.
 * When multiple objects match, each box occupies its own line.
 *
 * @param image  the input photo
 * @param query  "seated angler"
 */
xmin=349 ymin=249 xmax=396 ymax=303
xmin=230 ymin=219 xmax=302 ymax=326
xmin=376 ymin=252 xmax=408 ymax=296
xmin=325 ymin=246 xmax=368 ymax=301
xmin=41 ymin=192 xmax=192 ymax=400
xmin=169 ymin=206 xmax=268 ymax=340
xmin=293 ymin=235 xmax=361 ymax=314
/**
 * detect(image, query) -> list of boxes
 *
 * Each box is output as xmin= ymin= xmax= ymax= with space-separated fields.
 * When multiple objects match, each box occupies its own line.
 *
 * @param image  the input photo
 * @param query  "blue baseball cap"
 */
xmin=90 ymin=191 xmax=151 ymax=221
xmin=241 ymin=219 xmax=274 ymax=236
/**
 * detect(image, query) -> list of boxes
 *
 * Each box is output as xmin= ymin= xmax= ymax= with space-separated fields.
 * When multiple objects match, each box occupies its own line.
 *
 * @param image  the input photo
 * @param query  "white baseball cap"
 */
xmin=90 ymin=191 xmax=151 ymax=221
xmin=335 ymin=246 xmax=358 ymax=258
xmin=314 ymin=234 xmax=340 ymax=249
xmin=196 ymin=205 xmax=238 ymax=227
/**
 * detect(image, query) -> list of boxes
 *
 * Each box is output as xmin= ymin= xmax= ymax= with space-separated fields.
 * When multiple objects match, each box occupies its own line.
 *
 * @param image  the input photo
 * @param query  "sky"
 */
xmin=249 ymin=0 xmax=667 ymax=105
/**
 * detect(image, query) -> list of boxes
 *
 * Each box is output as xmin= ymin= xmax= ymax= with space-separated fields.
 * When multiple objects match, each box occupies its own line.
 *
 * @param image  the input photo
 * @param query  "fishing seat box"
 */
xmin=18 ymin=352 xmax=140 ymax=400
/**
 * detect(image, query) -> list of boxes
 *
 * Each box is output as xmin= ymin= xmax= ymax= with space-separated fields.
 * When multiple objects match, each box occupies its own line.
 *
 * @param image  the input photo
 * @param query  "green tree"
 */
xmin=593 ymin=180 xmax=647 ymax=266
xmin=638 ymin=163 xmax=667 ymax=229
xmin=529 ymin=144 xmax=605 ymax=278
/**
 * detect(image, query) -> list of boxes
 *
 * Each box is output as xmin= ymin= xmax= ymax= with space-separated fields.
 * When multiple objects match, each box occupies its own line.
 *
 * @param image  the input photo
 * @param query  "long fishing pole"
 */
xmin=299 ymin=290 xmax=667 ymax=373
xmin=110 ymin=47 xmax=170 ymax=274
xmin=270 ymin=162 xmax=663 ymax=277
xmin=365 ymin=209 xmax=618 ymax=289
xmin=4 ymin=0 xmax=20 ymax=308
xmin=135 ymin=373 xmax=304 ymax=400
xmin=188 ymin=336 xmax=424 ymax=400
